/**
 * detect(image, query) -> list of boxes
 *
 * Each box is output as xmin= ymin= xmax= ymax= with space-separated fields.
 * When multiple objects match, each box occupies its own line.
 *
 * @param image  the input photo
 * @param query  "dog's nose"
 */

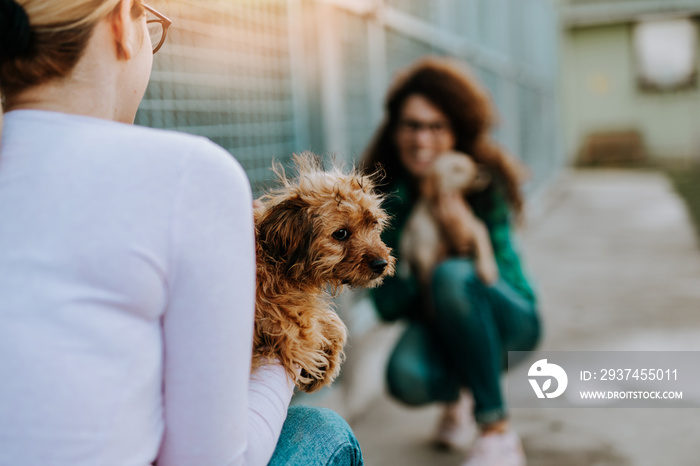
xmin=369 ymin=258 xmax=388 ymax=274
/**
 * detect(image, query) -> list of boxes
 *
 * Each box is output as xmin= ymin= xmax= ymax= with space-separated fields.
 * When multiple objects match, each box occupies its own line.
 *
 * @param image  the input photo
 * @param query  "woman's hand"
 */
xmin=432 ymin=191 xmax=500 ymax=285
xmin=253 ymin=198 xmax=265 ymax=216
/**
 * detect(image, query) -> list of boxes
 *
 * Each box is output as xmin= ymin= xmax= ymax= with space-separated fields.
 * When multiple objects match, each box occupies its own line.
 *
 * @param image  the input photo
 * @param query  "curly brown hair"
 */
xmin=361 ymin=56 xmax=528 ymax=217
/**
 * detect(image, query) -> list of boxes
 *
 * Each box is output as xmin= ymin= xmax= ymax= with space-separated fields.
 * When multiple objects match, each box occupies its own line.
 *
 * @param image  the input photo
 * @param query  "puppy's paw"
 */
xmin=296 ymin=346 xmax=343 ymax=393
xmin=298 ymin=367 xmax=327 ymax=393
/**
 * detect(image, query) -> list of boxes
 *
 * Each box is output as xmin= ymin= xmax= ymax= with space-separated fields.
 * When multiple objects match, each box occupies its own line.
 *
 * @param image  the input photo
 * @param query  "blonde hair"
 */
xmin=22 ymin=0 xmax=122 ymax=31
xmin=0 ymin=0 xmax=142 ymax=107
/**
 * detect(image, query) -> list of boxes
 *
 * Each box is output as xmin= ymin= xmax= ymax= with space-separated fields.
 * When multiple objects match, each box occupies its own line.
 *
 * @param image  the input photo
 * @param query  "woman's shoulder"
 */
xmin=85 ymin=120 xmax=250 ymax=192
xmin=68 ymin=114 xmax=248 ymax=185
xmin=66 ymin=111 xmax=248 ymax=191
xmin=113 ymin=121 xmax=232 ymax=163
xmin=6 ymin=109 xmax=234 ymax=169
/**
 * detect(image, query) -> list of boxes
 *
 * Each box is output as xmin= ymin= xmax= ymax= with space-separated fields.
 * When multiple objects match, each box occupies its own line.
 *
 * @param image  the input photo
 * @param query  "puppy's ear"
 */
xmin=469 ymin=165 xmax=491 ymax=192
xmin=257 ymin=196 xmax=313 ymax=276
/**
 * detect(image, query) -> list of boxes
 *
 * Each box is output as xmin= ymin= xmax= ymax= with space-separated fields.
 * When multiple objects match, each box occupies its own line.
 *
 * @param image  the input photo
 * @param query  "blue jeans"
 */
xmin=268 ymin=405 xmax=364 ymax=466
xmin=386 ymin=259 xmax=541 ymax=424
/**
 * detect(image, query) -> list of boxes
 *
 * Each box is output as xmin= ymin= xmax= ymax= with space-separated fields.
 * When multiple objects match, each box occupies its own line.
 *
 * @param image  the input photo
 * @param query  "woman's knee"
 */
xmin=431 ymin=258 xmax=481 ymax=316
xmin=506 ymin=320 xmax=542 ymax=369
xmin=271 ymin=405 xmax=363 ymax=466
xmin=385 ymin=349 xmax=435 ymax=406
xmin=518 ymin=312 xmax=543 ymax=354
xmin=385 ymin=324 xmax=450 ymax=406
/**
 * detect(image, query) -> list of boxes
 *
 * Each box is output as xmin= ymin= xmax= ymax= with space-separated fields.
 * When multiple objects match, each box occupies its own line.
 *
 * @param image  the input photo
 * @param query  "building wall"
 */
xmin=562 ymin=20 xmax=700 ymax=161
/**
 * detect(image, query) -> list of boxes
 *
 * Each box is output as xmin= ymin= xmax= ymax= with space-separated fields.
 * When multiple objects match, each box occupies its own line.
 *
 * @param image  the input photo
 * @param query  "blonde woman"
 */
xmin=0 ymin=1 xmax=362 ymax=465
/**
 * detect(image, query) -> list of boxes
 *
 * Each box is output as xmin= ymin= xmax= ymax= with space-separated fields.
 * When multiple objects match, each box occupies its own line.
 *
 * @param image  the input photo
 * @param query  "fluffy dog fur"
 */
xmin=401 ymin=151 xmax=498 ymax=287
xmin=253 ymin=153 xmax=395 ymax=393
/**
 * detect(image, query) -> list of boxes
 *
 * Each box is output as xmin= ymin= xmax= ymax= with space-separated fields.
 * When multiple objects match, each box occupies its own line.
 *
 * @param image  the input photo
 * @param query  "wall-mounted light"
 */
xmin=633 ymin=17 xmax=698 ymax=91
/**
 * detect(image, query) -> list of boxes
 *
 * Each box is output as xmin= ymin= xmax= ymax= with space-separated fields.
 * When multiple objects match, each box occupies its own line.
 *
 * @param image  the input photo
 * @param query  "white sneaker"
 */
xmin=461 ymin=430 xmax=526 ymax=466
xmin=433 ymin=391 xmax=477 ymax=450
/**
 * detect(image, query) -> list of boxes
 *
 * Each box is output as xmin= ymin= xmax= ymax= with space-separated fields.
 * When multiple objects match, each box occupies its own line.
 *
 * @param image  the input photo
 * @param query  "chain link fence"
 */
xmin=136 ymin=0 xmax=297 ymax=194
xmin=137 ymin=0 xmax=562 ymax=197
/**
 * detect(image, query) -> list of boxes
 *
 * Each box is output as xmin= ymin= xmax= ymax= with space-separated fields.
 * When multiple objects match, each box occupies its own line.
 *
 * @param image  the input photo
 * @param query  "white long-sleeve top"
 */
xmin=0 ymin=110 xmax=293 ymax=466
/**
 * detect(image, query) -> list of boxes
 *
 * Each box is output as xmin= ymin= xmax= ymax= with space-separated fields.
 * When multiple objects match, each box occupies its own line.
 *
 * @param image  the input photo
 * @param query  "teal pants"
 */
xmin=386 ymin=259 xmax=540 ymax=424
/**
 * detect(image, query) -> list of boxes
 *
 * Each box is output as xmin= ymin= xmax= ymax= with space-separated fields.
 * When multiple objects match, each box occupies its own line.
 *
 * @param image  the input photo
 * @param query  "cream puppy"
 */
xmin=401 ymin=151 xmax=498 ymax=290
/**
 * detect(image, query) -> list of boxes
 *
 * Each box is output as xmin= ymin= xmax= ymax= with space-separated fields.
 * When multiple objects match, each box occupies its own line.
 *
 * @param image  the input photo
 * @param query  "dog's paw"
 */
xmin=296 ymin=346 xmax=343 ymax=393
xmin=297 ymin=368 xmax=327 ymax=393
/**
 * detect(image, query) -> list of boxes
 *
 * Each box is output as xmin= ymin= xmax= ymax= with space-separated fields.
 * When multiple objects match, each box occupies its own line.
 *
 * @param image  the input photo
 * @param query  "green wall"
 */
xmin=562 ymin=20 xmax=700 ymax=161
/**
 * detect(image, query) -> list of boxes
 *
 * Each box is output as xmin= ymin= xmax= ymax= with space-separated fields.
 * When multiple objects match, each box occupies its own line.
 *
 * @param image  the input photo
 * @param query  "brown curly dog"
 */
xmin=253 ymin=153 xmax=395 ymax=393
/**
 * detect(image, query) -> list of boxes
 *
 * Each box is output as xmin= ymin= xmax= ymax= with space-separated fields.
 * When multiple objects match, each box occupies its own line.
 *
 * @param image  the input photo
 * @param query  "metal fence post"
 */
xmin=317 ymin=2 xmax=348 ymax=160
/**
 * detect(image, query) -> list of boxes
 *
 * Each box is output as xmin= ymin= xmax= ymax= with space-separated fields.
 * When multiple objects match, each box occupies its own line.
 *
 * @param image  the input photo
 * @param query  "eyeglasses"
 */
xmin=144 ymin=4 xmax=171 ymax=54
xmin=397 ymin=119 xmax=452 ymax=137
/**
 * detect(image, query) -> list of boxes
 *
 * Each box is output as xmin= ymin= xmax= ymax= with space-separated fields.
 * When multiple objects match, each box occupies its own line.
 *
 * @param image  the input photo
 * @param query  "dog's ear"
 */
xmin=257 ymin=196 xmax=313 ymax=276
xmin=469 ymin=165 xmax=491 ymax=193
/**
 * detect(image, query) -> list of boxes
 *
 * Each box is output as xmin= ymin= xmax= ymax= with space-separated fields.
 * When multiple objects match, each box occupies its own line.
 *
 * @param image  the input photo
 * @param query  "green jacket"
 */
xmin=371 ymin=177 xmax=537 ymax=322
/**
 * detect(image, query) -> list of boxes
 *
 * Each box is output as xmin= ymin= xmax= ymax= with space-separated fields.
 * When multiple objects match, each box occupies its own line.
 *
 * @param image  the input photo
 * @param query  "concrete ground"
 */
xmin=350 ymin=169 xmax=700 ymax=466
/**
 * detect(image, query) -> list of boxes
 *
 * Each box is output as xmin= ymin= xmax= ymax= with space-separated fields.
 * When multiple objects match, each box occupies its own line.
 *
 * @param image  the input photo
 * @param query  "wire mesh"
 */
xmin=338 ymin=10 xmax=375 ymax=160
xmin=135 ymin=0 xmax=561 ymax=196
xmin=135 ymin=0 xmax=296 ymax=196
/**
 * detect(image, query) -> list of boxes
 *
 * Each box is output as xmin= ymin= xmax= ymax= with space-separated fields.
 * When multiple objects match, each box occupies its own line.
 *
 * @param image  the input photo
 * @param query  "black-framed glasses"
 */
xmin=144 ymin=4 xmax=171 ymax=54
xmin=397 ymin=119 xmax=452 ymax=137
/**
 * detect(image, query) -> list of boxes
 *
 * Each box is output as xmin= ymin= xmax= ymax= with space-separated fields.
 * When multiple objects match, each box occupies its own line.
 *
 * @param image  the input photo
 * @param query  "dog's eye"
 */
xmin=332 ymin=229 xmax=350 ymax=241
